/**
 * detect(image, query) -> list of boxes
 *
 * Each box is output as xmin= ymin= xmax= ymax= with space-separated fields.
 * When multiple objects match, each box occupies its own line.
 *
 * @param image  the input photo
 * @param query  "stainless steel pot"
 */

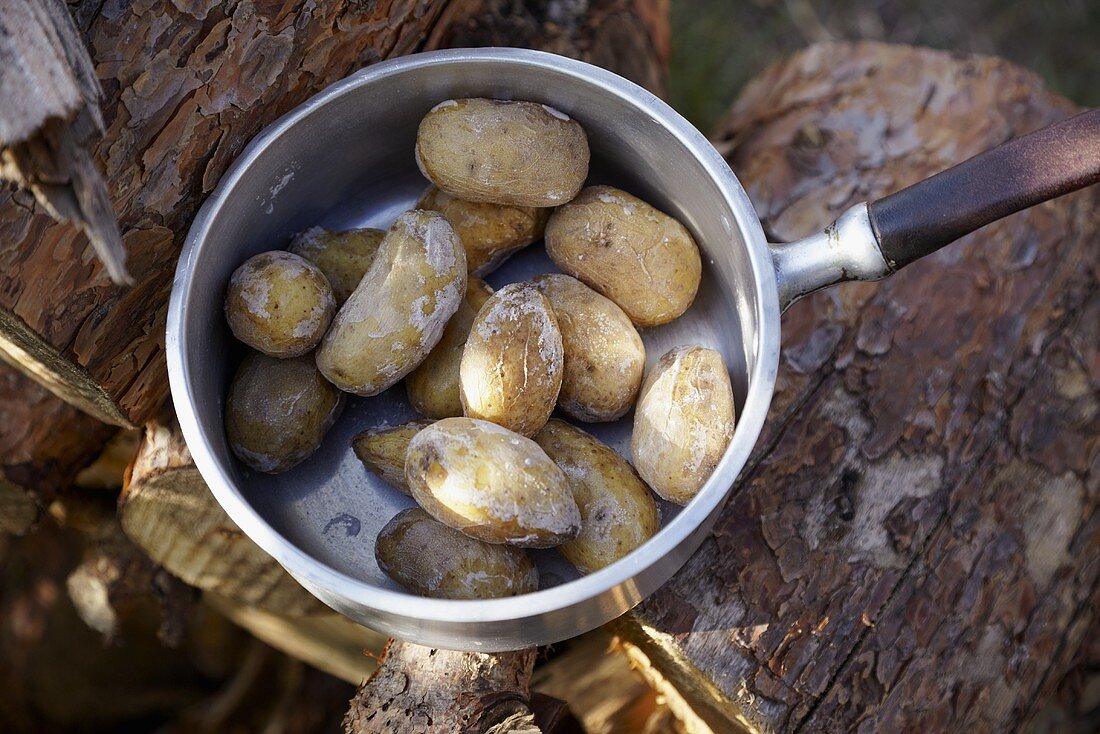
xmin=168 ymin=48 xmax=1100 ymax=652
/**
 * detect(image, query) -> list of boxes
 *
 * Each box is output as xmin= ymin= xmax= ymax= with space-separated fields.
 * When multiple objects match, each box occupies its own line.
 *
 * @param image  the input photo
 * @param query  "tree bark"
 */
xmin=0 ymin=0 xmax=669 ymax=428
xmin=619 ymin=41 xmax=1099 ymax=733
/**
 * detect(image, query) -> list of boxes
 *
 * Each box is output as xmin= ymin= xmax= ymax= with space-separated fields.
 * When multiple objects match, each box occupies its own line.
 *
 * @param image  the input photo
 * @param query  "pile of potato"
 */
xmin=222 ymin=98 xmax=736 ymax=600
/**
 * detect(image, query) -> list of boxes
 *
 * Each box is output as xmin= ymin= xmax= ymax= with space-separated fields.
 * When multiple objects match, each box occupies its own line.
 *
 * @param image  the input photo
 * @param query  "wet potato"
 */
xmin=316 ymin=210 xmax=467 ymax=396
xmin=405 ymin=417 xmax=580 ymax=548
xmin=376 ymin=508 xmax=539 ymax=599
xmin=352 ymin=419 xmax=434 ymax=495
xmin=417 ymin=186 xmax=549 ymax=276
xmin=631 ymin=346 xmax=736 ymax=505
xmin=224 ymin=251 xmax=335 ymax=357
xmin=406 ymin=278 xmax=494 ymax=419
xmin=532 ymin=274 xmax=645 ymax=422
xmin=416 ymin=98 xmax=590 ymax=208
xmin=289 ymin=226 xmax=385 ymax=303
xmin=459 ymin=282 xmax=564 ymax=436
xmin=225 ymin=353 xmax=345 ymax=474
xmin=545 ymin=185 xmax=702 ymax=327
xmin=534 ymin=420 xmax=660 ymax=574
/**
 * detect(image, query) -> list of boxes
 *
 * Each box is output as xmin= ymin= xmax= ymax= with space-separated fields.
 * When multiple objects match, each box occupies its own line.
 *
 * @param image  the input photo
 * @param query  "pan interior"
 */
xmin=181 ymin=56 xmax=763 ymax=599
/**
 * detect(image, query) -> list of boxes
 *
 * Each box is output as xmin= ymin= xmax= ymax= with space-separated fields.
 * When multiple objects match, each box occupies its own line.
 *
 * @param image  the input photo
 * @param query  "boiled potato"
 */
xmin=545 ymin=185 xmax=702 ymax=327
xmin=352 ymin=420 xmax=434 ymax=495
xmin=459 ymin=282 xmax=563 ymax=436
xmin=533 ymin=420 xmax=660 ymax=574
xmin=376 ymin=508 xmax=538 ymax=599
xmin=405 ymin=278 xmax=494 ymax=419
xmin=224 ymin=251 xmax=335 ymax=357
xmin=289 ymin=226 xmax=385 ymax=303
xmin=316 ymin=210 xmax=467 ymax=396
xmin=631 ymin=346 xmax=736 ymax=504
xmin=225 ymin=353 xmax=344 ymax=473
xmin=417 ymin=186 xmax=549 ymax=276
xmin=415 ymin=98 xmax=589 ymax=208
xmin=405 ymin=417 xmax=580 ymax=548
xmin=532 ymin=274 xmax=645 ymax=422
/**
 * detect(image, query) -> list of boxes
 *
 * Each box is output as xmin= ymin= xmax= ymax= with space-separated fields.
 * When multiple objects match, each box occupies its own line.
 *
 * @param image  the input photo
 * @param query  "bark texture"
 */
xmin=0 ymin=361 xmax=115 ymax=535
xmin=621 ymin=41 xmax=1099 ymax=733
xmin=343 ymin=640 xmax=537 ymax=734
xmin=0 ymin=0 xmax=668 ymax=429
xmin=120 ymin=412 xmax=323 ymax=615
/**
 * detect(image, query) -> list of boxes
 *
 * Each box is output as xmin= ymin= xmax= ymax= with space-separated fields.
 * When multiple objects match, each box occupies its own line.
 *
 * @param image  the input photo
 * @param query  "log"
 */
xmin=120 ymin=411 xmax=323 ymax=615
xmin=619 ymin=41 xmax=1100 ymax=733
xmin=0 ymin=361 xmax=115 ymax=535
xmin=0 ymin=0 xmax=669 ymax=429
xmin=343 ymin=640 xmax=537 ymax=734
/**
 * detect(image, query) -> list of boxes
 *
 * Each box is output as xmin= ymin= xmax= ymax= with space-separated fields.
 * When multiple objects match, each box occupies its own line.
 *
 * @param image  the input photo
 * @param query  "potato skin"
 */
xmin=406 ymin=278 xmax=494 ymax=419
xmin=225 ymin=353 xmax=345 ymax=473
xmin=289 ymin=226 xmax=385 ymax=303
xmin=224 ymin=251 xmax=336 ymax=357
xmin=631 ymin=346 xmax=736 ymax=504
xmin=376 ymin=508 xmax=538 ymax=599
xmin=532 ymin=274 xmax=645 ymax=422
xmin=545 ymin=185 xmax=702 ymax=327
xmin=352 ymin=420 xmax=434 ymax=495
xmin=405 ymin=417 xmax=580 ymax=548
xmin=416 ymin=98 xmax=589 ymax=208
xmin=417 ymin=186 xmax=549 ymax=276
xmin=316 ymin=210 xmax=467 ymax=396
xmin=459 ymin=282 xmax=563 ymax=436
xmin=533 ymin=420 xmax=659 ymax=574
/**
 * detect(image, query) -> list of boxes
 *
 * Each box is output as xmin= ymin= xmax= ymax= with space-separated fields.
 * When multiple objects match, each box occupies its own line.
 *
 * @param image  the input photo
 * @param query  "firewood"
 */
xmin=619 ymin=41 xmax=1100 ymax=733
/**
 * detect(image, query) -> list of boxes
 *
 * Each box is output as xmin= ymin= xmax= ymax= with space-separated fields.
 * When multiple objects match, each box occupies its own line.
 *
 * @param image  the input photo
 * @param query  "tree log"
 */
xmin=120 ymin=411 xmax=323 ymax=615
xmin=619 ymin=41 xmax=1099 ymax=733
xmin=0 ymin=0 xmax=669 ymax=429
xmin=0 ymin=361 xmax=114 ymax=535
xmin=343 ymin=640 xmax=537 ymax=734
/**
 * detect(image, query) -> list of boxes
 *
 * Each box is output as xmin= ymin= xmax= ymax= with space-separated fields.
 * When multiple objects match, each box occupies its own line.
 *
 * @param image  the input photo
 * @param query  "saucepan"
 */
xmin=167 ymin=48 xmax=1100 ymax=651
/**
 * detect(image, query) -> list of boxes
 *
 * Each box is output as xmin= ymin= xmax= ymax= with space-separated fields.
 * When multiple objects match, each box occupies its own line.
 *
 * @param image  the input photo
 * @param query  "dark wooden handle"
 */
xmin=868 ymin=108 xmax=1100 ymax=270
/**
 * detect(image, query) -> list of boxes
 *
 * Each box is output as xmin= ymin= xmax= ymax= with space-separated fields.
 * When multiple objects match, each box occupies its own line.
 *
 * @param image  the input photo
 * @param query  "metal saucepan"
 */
xmin=167 ymin=48 xmax=1100 ymax=652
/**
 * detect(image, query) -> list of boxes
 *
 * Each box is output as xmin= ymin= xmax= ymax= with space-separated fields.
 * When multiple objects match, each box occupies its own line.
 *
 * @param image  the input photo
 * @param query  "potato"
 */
xmin=533 ymin=420 xmax=659 ymax=574
xmin=459 ymin=282 xmax=563 ymax=436
xmin=405 ymin=278 xmax=494 ymax=419
xmin=376 ymin=508 xmax=538 ymax=599
xmin=352 ymin=420 xmax=434 ymax=495
xmin=289 ymin=226 xmax=385 ymax=303
xmin=417 ymin=186 xmax=549 ymax=276
xmin=405 ymin=417 xmax=580 ymax=548
xmin=532 ymin=274 xmax=645 ymax=422
xmin=545 ymin=185 xmax=702 ymax=327
xmin=316 ymin=210 xmax=467 ymax=396
xmin=224 ymin=251 xmax=336 ymax=357
xmin=225 ymin=353 xmax=344 ymax=473
xmin=415 ymin=98 xmax=589 ymax=208
xmin=631 ymin=346 xmax=736 ymax=504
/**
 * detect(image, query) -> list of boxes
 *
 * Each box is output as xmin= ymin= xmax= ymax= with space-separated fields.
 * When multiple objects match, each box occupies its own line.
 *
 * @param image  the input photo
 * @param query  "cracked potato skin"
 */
xmin=289 ymin=226 xmax=385 ymax=303
xmin=415 ymin=98 xmax=590 ymax=208
xmin=352 ymin=419 xmax=434 ymax=495
xmin=225 ymin=353 xmax=345 ymax=474
xmin=631 ymin=346 xmax=736 ymax=504
xmin=376 ymin=508 xmax=539 ymax=599
xmin=545 ymin=185 xmax=702 ymax=327
xmin=405 ymin=417 xmax=580 ymax=548
xmin=224 ymin=251 xmax=336 ymax=357
xmin=315 ymin=210 xmax=467 ymax=396
xmin=534 ymin=420 xmax=660 ymax=574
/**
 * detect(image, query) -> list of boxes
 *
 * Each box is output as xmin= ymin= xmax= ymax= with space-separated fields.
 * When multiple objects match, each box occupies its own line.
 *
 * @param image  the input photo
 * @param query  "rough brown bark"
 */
xmin=620 ymin=41 xmax=1099 ymax=733
xmin=120 ymin=411 xmax=323 ymax=615
xmin=0 ymin=361 xmax=115 ymax=535
xmin=0 ymin=0 xmax=669 ymax=429
xmin=343 ymin=640 xmax=537 ymax=734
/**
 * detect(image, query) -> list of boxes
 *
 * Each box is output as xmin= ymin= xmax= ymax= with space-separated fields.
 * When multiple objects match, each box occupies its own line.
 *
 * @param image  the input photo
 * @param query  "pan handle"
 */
xmin=769 ymin=108 xmax=1100 ymax=311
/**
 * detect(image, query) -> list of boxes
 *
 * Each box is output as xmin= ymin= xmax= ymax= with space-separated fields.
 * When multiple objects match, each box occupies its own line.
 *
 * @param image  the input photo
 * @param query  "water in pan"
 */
xmin=234 ymin=166 xmax=741 ymax=594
